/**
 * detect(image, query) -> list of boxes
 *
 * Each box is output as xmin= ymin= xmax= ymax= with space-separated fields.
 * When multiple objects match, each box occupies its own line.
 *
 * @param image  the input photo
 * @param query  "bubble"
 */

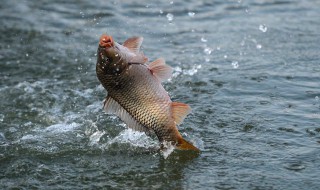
xmin=232 ymin=61 xmax=239 ymax=69
xmin=256 ymin=44 xmax=262 ymax=49
xmin=166 ymin=13 xmax=174 ymax=21
xmin=240 ymin=40 xmax=245 ymax=46
xmin=259 ymin=24 xmax=268 ymax=32
xmin=188 ymin=12 xmax=195 ymax=17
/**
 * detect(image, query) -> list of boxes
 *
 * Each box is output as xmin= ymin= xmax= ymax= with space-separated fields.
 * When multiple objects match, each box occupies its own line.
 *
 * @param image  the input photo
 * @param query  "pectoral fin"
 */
xmin=148 ymin=58 xmax=173 ymax=81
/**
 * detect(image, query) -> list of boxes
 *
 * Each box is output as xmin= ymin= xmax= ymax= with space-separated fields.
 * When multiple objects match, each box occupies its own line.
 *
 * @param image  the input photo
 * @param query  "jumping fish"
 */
xmin=96 ymin=34 xmax=199 ymax=152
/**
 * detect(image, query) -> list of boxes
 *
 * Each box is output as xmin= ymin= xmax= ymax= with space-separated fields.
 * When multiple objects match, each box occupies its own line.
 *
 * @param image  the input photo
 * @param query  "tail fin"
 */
xmin=177 ymin=137 xmax=200 ymax=152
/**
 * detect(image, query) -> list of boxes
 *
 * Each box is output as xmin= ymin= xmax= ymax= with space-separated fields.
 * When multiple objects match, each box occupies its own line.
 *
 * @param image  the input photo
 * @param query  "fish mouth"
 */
xmin=99 ymin=34 xmax=114 ymax=48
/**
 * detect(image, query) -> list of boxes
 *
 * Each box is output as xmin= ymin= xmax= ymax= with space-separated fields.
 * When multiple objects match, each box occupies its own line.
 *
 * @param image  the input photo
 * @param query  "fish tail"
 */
xmin=177 ymin=136 xmax=200 ymax=152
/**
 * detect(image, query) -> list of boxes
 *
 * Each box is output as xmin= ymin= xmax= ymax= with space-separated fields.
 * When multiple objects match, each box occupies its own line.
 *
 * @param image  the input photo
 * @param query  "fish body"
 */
xmin=96 ymin=34 xmax=199 ymax=152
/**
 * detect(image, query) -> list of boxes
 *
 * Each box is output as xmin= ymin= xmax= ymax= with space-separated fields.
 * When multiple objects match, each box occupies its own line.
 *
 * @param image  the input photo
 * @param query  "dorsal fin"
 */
xmin=123 ymin=36 xmax=143 ymax=53
xmin=129 ymin=52 xmax=148 ymax=64
xmin=148 ymin=58 xmax=173 ymax=81
xmin=171 ymin=102 xmax=191 ymax=125
xmin=103 ymin=96 xmax=149 ymax=133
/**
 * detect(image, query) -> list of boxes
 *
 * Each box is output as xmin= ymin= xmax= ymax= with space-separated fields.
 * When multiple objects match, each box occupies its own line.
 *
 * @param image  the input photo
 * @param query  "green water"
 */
xmin=1 ymin=0 xmax=320 ymax=189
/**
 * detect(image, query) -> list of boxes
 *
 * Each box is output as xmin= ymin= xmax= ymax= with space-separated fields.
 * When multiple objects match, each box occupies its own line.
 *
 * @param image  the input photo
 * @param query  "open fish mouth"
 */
xmin=99 ymin=34 xmax=114 ymax=48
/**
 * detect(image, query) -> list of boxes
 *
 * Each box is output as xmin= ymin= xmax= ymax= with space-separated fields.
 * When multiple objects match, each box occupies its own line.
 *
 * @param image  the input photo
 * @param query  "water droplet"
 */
xmin=26 ymin=53 xmax=29 ymax=57
xmin=240 ymin=40 xmax=245 ymax=46
xmin=205 ymin=57 xmax=210 ymax=62
xmin=0 ymin=114 xmax=4 ymax=122
xmin=80 ymin=11 xmax=85 ymax=18
xmin=188 ymin=12 xmax=195 ymax=17
xmin=201 ymin=37 xmax=207 ymax=42
xmin=166 ymin=13 xmax=174 ymax=21
xmin=224 ymin=55 xmax=228 ymax=59
xmin=204 ymin=47 xmax=212 ymax=55
xmin=216 ymin=46 xmax=221 ymax=50
xmin=259 ymin=24 xmax=268 ymax=32
xmin=159 ymin=9 xmax=163 ymax=14
xmin=315 ymin=96 xmax=319 ymax=101
xmin=256 ymin=44 xmax=262 ymax=49
xmin=232 ymin=61 xmax=239 ymax=69
xmin=170 ymin=1 xmax=174 ymax=4
xmin=75 ymin=58 xmax=78 ymax=62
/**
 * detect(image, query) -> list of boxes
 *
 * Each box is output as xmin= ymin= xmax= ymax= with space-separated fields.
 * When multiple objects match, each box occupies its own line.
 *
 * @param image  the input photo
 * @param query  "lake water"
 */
xmin=1 ymin=0 xmax=319 ymax=189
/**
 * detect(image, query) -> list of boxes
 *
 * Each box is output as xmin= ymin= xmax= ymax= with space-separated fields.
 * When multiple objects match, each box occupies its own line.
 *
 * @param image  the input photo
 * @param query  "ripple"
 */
xmin=284 ymin=160 xmax=306 ymax=171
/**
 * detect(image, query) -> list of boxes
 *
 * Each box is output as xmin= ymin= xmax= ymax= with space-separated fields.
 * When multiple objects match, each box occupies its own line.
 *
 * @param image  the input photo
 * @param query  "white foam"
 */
xmin=88 ymin=130 xmax=106 ymax=146
xmin=21 ymin=134 xmax=41 ymax=142
xmin=44 ymin=122 xmax=79 ymax=133
xmin=107 ymin=128 xmax=158 ymax=149
xmin=172 ymin=64 xmax=202 ymax=77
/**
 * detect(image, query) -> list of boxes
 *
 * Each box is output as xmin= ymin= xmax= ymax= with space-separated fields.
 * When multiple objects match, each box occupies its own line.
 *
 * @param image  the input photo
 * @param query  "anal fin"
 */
xmin=171 ymin=102 xmax=191 ymax=125
xmin=148 ymin=58 xmax=173 ymax=82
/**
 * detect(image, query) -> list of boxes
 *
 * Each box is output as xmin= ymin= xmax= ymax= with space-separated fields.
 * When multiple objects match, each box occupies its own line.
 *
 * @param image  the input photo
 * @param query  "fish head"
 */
xmin=96 ymin=34 xmax=129 ymax=76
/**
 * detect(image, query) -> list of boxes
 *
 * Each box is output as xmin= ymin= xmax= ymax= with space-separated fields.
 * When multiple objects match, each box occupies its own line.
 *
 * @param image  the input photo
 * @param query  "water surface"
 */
xmin=1 ymin=0 xmax=320 ymax=189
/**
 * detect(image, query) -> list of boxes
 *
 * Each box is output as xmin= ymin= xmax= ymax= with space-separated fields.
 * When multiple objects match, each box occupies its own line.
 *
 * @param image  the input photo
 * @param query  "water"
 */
xmin=1 ymin=0 xmax=320 ymax=189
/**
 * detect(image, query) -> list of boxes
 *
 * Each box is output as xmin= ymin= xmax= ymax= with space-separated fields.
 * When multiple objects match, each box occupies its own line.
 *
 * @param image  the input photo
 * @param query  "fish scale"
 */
xmin=104 ymin=64 xmax=174 ymax=141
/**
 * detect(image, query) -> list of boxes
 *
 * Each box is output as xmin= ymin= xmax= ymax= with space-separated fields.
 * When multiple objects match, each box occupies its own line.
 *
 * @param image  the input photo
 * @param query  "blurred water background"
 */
xmin=1 ymin=0 xmax=320 ymax=189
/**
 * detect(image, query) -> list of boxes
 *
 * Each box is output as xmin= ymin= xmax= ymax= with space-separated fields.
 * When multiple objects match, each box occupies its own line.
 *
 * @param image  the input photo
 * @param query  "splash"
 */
xmin=106 ymin=128 xmax=158 ymax=150
xmin=160 ymin=141 xmax=175 ymax=159
xmin=231 ymin=61 xmax=239 ymax=69
xmin=188 ymin=12 xmax=195 ymax=17
xmin=166 ymin=13 xmax=174 ymax=22
xmin=172 ymin=64 xmax=202 ymax=77
xmin=259 ymin=24 xmax=268 ymax=32
xmin=88 ymin=130 xmax=106 ymax=146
